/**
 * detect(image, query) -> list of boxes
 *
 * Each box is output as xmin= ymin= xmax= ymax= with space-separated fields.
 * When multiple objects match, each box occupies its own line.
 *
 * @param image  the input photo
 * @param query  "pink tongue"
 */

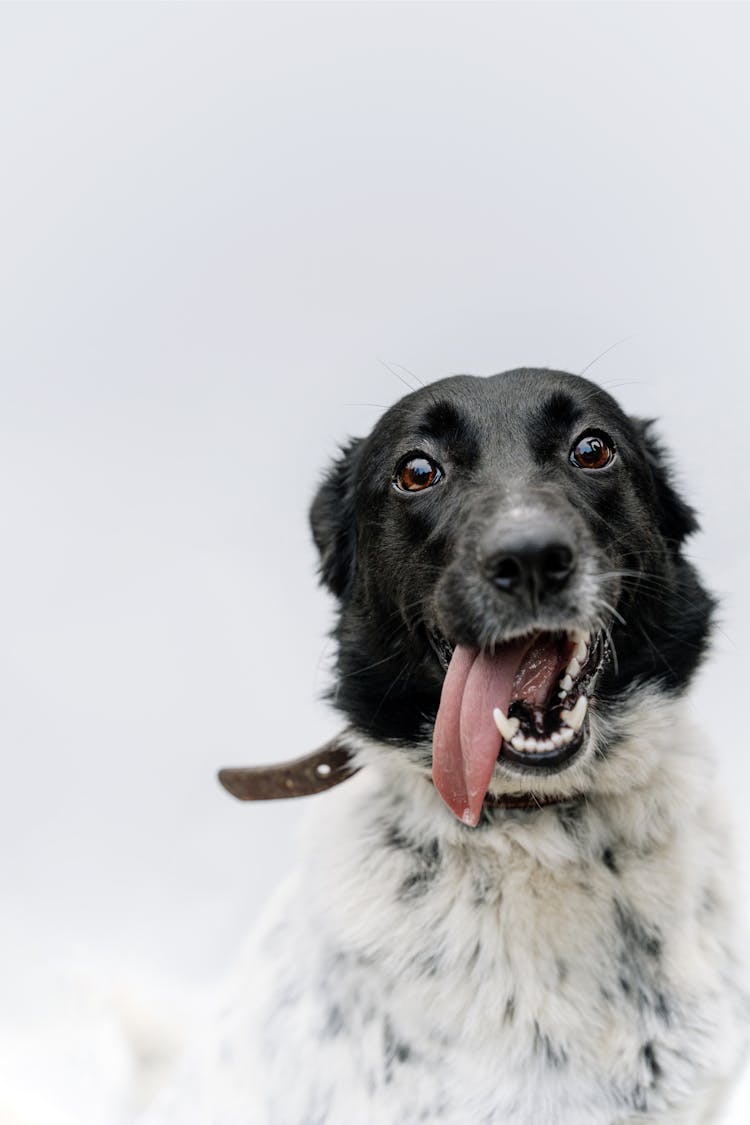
xmin=432 ymin=641 xmax=533 ymax=827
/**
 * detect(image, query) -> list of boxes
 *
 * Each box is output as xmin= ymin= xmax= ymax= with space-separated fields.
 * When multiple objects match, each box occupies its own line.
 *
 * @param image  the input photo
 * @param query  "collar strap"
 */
xmin=218 ymin=736 xmax=572 ymax=812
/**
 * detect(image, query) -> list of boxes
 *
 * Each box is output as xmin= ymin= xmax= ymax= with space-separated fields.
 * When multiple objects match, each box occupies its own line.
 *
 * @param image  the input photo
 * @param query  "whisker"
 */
xmin=390 ymin=361 xmax=425 ymax=388
xmin=579 ymin=334 xmax=638 ymax=377
xmin=596 ymin=598 xmax=627 ymax=627
xmin=377 ymin=357 xmax=418 ymax=393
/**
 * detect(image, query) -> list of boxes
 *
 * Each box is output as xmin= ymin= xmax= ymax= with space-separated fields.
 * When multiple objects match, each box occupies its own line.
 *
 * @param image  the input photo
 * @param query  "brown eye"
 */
xmin=394 ymin=454 xmax=443 ymax=492
xmin=570 ymin=432 xmax=615 ymax=470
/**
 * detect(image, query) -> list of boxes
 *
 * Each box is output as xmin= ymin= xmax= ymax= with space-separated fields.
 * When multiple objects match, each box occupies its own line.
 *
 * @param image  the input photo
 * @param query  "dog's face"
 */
xmin=311 ymin=370 xmax=713 ymax=825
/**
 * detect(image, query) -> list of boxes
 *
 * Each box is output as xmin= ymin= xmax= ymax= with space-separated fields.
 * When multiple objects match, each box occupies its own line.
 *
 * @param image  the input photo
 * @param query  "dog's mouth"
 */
xmin=429 ymin=628 xmax=608 ymax=826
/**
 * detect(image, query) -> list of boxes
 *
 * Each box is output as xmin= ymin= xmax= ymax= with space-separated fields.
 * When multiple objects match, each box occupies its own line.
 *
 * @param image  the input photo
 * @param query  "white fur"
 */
xmin=141 ymin=690 xmax=748 ymax=1124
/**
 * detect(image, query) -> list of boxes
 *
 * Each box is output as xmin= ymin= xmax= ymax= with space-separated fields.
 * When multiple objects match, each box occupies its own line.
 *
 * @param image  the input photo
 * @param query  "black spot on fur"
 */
xmin=387 ymin=829 xmax=442 ymax=901
xmin=628 ymin=1084 xmax=649 ymax=1114
xmin=471 ymin=869 xmax=499 ymax=906
xmin=383 ymin=1016 xmax=413 ymax=1083
xmin=410 ymin=949 xmax=443 ymax=978
xmin=503 ymin=994 xmax=516 ymax=1025
xmin=533 ymin=1022 xmax=568 ymax=1068
xmin=324 ymin=1003 xmax=345 ymax=1038
xmin=654 ymin=992 xmax=671 ymax=1024
xmin=399 ymin=868 xmax=437 ymax=899
xmin=615 ymin=901 xmax=673 ymax=1023
xmin=642 ymin=1041 xmax=662 ymax=1084
xmin=602 ymin=846 xmax=619 ymax=873
xmin=614 ymin=901 xmax=662 ymax=959
xmin=555 ymin=801 xmax=585 ymax=836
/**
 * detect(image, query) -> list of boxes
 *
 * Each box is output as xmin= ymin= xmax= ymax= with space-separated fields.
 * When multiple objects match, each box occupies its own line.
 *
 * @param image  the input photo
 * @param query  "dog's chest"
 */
xmin=240 ymin=787 xmax=742 ymax=1125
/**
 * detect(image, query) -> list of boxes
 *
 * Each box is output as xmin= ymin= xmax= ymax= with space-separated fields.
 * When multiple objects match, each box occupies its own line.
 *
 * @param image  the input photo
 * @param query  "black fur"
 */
xmin=310 ymin=369 xmax=714 ymax=757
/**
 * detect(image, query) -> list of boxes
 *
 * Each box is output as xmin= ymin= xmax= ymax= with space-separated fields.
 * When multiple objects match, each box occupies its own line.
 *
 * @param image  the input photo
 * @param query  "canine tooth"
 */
xmin=511 ymin=734 xmax=525 ymax=751
xmin=560 ymin=695 xmax=588 ymax=732
xmin=560 ymin=674 xmax=573 ymax=692
xmin=492 ymin=708 xmax=520 ymax=742
xmin=573 ymin=640 xmax=588 ymax=663
xmin=566 ymin=657 xmax=581 ymax=678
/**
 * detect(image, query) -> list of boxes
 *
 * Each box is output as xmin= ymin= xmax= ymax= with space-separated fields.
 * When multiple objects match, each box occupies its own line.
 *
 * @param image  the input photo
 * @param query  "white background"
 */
xmin=0 ymin=3 xmax=748 ymax=1121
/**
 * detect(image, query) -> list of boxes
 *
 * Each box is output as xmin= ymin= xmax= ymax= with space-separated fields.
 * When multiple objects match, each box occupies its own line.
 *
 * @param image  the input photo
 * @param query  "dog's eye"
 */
xmin=393 ymin=454 xmax=443 ymax=492
xmin=570 ymin=432 xmax=615 ymax=470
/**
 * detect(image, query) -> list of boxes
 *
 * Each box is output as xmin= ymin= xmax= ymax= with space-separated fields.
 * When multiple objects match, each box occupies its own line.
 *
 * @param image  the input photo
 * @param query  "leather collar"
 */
xmin=218 ymin=734 xmax=573 ymax=812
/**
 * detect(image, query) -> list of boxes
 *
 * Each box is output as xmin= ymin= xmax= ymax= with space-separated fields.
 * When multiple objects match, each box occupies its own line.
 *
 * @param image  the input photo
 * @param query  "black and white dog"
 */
xmin=146 ymin=370 xmax=748 ymax=1124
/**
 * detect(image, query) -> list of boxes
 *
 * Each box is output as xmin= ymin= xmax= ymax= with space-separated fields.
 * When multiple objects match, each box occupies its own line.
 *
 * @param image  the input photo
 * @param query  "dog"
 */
xmin=144 ymin=369 xmax=748 ymax=1124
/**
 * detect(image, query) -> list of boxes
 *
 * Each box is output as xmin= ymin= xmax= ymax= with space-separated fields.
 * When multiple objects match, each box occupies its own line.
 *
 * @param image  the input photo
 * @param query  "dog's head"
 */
xmin=311 ymin=370 xmax=713 ymax=825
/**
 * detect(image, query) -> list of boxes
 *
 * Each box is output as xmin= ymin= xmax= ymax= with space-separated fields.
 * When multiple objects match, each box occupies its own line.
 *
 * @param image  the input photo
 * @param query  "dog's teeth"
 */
xmin=492 ymin=708 xmax=520 ymax=742
xmin=559 ymin=726 xmax=576 ymax=744
xmin=508 ymin=734 xmax=557 ymax=754
xmin=558 ymin=689 xmax=567 ymax=700
xmin=561 ymin=695 xmax=588 ymax=732
xmin=550 ymin=731 xmax=563 ymax=747
xmin=566 ymin=657 xmax=581 ymax=679
xmin=560 ymin=674 xmax=573 ymax=692
xmin=573 ymin=639 xmax=588 ymax=664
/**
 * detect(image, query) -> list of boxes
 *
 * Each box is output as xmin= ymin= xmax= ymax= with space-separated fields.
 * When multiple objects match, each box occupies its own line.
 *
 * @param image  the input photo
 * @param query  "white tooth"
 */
xmin=559 ymin=727 xmax=575 ymax=743
xmin=560 ymin=674 xmax=573 ymax=692
xmin=566 ymin=657 xmax=581 ymax=678
xmin=561 ymin=695 xmax=588 ymax=732
xmin=573 ymin=640 xmax=588 ymax=663
xmin=550 ymin=731 xmax=563 ymax=747
xmin=541 ymin=739 xmax=554 ymax=751
xmin=493 ymin=708 xmax=520 ymax=742
xmin=511 ymin=734 xmax=525 ymax=751
xmin=558 ymin=689 xmax=567 ymax=699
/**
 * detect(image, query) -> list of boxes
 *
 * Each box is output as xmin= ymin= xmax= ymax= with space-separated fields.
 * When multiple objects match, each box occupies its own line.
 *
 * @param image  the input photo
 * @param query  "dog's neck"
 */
xmin=219 ymin=690 xmax=710 ymax=848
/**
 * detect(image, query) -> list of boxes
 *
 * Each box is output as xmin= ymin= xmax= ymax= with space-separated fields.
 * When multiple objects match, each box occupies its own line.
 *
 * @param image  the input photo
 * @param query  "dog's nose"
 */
xmin=482 ymin=529 xmax=577 ymax=603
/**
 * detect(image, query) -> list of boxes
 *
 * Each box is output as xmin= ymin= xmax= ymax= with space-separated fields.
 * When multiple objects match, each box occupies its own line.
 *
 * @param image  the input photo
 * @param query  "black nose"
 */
xmin=483 ymin=531 xmax=576 ymax=603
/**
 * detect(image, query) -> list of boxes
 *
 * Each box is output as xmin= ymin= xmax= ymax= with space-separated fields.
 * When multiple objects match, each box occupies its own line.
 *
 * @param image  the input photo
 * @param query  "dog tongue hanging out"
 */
xmin=433 ymin=631 xmax=595 ymax=825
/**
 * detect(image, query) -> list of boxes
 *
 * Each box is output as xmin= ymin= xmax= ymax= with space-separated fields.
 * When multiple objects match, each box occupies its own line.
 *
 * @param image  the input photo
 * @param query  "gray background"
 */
xmin=1 ymin=2 xmax=748 ymax=1119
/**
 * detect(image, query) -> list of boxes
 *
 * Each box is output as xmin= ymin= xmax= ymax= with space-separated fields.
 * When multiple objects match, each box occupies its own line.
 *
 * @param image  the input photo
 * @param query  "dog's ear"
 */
xmin=631 ymin=418 xmax=699 ymax=545
xmin=310 ymin=438 xmax=363 ymax=598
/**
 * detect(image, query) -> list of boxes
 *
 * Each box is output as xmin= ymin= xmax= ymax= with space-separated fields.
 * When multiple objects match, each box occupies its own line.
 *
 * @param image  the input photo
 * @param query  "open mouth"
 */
xmin=428 ymin=628 xmax=609 ymax=826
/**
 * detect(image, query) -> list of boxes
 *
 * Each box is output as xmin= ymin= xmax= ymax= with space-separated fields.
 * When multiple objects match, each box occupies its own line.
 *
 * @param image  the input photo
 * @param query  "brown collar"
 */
xmin=218 ymin=735 xmax=573 ymax=812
